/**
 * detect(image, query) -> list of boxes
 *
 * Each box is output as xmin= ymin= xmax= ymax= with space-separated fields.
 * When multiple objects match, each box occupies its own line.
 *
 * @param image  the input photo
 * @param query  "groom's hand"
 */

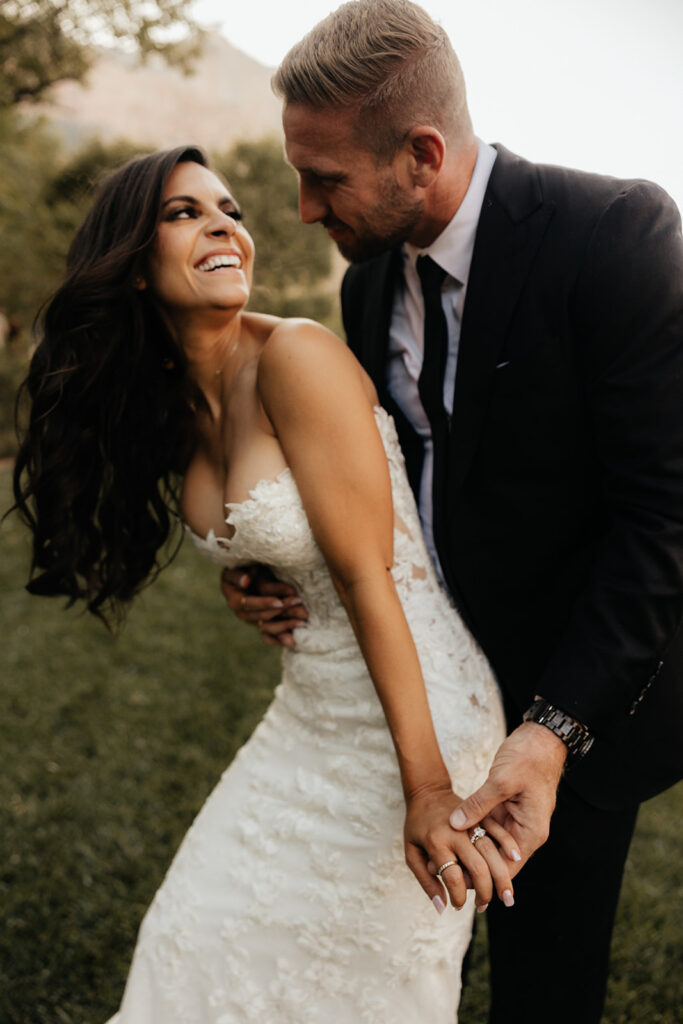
xmin=405 ymin=783 xmax=517 ymax=914
xmin=220 ymin=565 xmax=308 ymax=647
xmin=448 ymin=722 xmax=568 ymax=871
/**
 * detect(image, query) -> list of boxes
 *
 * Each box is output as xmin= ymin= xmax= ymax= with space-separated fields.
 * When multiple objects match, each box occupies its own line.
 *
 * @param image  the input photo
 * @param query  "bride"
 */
xmin=14 ymin=146 xmax=515 ymax=1022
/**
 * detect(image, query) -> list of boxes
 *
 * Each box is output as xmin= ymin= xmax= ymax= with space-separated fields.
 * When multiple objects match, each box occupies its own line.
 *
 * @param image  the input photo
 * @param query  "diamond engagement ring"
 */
xmin=470 ymin=826 xmax=487 ymax=845
xmin=436 ymin=859 xmax=457 ymax=879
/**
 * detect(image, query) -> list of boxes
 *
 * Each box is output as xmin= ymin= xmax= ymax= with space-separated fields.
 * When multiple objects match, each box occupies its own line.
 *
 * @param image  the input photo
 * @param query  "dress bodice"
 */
xmin=187 ymin=407 xmax=501 ymax=784
xmin=188 ymin=407 xmax=448 ymax=633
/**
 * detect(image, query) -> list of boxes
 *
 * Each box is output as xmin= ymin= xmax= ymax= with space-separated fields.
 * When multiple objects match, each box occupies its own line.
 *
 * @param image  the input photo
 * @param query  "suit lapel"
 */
xmin=349 ymin=248 xmax=427 ymax=498
xmin=449 ymin=146 xmax=556 ymax=486
xmin=358 ymin=248 xmax=402 ymax=396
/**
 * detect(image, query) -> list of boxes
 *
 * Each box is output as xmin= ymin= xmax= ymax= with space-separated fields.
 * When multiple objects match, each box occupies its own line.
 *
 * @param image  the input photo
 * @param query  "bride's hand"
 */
xmin=404 ymin=783 xmax=519 ymax=915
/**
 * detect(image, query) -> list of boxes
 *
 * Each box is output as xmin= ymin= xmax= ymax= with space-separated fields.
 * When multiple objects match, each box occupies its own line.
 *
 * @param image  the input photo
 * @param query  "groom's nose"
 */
xmin=298 ymin=180 xmax=328 ymax=224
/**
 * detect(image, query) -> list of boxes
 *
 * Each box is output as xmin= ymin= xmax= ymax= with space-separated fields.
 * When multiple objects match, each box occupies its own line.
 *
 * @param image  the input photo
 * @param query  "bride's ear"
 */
xmin=405 ymin=127 xmax=446 ymax=187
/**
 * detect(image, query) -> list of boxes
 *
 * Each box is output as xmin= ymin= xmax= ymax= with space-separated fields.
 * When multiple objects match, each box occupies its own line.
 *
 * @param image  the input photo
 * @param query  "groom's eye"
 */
xmin=318 ymin=177 xmax=343 ymax=192
xmin=309 ymin=171 xmax=344 ymax=188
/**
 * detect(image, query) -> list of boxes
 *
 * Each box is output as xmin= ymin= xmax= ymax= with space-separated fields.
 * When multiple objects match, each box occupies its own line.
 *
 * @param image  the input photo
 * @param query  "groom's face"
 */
xmin=283 ymin=103 xmax=423 ymax=262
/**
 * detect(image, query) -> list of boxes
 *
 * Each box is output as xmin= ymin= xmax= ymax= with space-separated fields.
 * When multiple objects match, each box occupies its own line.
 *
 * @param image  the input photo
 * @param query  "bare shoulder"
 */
xmin=257 ymin=317 xmax=369 ymax=397
xmin=261 ymin=318 xmax=352 ymax=364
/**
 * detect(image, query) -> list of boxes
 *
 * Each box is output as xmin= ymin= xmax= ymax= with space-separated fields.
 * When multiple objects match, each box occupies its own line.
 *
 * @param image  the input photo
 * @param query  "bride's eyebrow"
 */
xmin=161 ymin=194 xmax=198 ymax=207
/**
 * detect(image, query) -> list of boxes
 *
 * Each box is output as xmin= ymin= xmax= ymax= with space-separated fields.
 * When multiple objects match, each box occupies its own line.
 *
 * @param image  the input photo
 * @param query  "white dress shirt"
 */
xmin=386 ymin=139 xmax=497 ymax=585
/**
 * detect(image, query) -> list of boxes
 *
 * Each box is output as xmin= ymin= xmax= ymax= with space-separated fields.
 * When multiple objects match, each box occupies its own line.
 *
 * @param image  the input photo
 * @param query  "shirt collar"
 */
xmin=403 ymin=138 xmax=497 ymax=287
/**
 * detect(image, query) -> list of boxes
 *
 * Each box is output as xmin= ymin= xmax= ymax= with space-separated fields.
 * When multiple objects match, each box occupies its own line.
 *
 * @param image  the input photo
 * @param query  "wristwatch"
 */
xmin=523 ymin=698 xmax=594 ymax=764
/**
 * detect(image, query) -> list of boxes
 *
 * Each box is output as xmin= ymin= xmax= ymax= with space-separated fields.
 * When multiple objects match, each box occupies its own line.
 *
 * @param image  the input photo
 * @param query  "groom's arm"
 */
xmin=453 ymin=181 xmax=683 ymax=859
xmin=538 ymin=181 xmax=683 ymax=729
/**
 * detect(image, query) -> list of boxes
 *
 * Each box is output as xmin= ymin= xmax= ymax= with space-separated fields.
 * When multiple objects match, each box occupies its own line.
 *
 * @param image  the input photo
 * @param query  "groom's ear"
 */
xmin=405 ymin=127 xmax=446 ymax=186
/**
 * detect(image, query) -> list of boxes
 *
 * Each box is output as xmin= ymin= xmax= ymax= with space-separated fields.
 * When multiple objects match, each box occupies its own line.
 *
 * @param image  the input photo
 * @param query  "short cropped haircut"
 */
xmin=272 ymin=0 xmax=472 ymax=161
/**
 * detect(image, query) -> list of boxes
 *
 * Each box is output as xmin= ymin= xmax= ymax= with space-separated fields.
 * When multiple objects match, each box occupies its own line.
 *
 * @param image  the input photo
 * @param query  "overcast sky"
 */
xmin=192 ymin=0 xmax=683 ymax=212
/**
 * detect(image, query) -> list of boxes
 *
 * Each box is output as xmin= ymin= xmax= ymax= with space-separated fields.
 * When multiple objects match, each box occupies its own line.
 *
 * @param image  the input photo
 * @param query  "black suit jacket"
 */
xmin=341 ymin=145 xmax=683 ymax=810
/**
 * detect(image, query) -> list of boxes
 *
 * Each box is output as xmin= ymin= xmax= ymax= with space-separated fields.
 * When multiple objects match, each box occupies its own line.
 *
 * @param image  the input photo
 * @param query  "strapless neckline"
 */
xmin=184 ymin=406 xmax=392 ymax=553
xmin=184 ymin=465 xmax=295 ymax=551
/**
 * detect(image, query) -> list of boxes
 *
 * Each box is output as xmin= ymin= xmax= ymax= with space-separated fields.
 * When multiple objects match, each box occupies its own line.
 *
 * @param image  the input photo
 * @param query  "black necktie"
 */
xmin=416 ymin=255 xmax=449 ymax=437
xmin=416 ymin=254 xmax=449 ymax=560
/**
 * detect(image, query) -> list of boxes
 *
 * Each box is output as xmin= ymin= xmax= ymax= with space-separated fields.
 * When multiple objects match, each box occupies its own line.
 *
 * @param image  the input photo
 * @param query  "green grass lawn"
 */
xmin=1 ymin=465 xmax=681 ymax=1023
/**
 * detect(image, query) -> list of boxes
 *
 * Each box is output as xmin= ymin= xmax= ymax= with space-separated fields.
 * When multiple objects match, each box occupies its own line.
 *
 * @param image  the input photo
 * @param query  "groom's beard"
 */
xmin=324 ymin=178 xmax=424 ymax=263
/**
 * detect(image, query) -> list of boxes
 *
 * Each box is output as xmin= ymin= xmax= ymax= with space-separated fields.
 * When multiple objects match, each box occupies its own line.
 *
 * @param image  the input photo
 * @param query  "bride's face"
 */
xmin=142 ymin=161 xmax=255 ymax=318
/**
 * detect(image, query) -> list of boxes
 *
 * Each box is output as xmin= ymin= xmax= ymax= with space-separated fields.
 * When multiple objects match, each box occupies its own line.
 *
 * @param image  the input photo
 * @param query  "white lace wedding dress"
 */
xmin=107 ymin=407 xmax=505 ymax=1024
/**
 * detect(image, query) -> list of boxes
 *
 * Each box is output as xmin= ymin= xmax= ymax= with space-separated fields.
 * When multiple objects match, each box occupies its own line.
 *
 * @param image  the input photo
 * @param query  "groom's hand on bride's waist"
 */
xmin=448 ymin=723 xmax=568 ymax=873
xmin=220 ymin=565 xmax=308 ymax=648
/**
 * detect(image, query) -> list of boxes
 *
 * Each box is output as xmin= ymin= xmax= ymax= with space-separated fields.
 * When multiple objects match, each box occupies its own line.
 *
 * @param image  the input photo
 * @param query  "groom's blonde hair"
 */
xmin=272 ymin=0 xmax=472 ymax=162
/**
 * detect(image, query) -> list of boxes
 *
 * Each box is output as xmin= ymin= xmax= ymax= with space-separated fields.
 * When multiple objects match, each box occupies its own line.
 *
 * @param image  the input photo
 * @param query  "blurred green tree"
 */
xmin=0 ymin=0 xmax=202 ymax=107
xmin=0 ymin=122 xmax=145 ymax=330
xmin=0 ymin=113 xmax=68 ymax=330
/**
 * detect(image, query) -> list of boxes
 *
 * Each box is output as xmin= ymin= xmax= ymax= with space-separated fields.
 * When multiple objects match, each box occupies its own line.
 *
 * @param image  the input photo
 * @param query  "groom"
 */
xmin=222 ymin=1 xmax=683 ymax=1020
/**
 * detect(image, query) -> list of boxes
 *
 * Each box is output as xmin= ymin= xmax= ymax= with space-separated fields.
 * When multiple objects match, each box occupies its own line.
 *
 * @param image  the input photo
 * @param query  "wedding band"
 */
xmin=240 ymin=596 xmax=247 ymax=611
xmin=470 ymin=826 xmax=487 ymax=845
xmin=257 ymin=619 xmax=264 ymax=629
xmin=436 ymin=859 xmax=457 ymax=879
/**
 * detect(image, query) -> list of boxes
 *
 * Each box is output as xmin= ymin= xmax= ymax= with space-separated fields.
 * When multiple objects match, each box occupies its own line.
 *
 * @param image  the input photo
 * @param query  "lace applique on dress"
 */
xmin=109 ymin=407 xmax=505 ymax=1024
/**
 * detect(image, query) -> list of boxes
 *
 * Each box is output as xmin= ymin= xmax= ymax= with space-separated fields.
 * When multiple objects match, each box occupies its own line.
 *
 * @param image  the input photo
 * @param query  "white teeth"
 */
xmin=197 ymin=254 xmax=242 ymax=272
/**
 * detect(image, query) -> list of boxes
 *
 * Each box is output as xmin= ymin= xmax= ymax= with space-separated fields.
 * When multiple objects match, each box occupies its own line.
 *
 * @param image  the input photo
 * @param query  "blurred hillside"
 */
xmin=25 ymin=34 xmax=283 ymax=151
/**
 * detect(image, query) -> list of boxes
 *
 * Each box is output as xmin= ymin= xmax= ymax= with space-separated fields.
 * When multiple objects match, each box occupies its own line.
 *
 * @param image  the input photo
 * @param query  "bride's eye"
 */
xmin=167 ymin=206 xmax=196 ymax=220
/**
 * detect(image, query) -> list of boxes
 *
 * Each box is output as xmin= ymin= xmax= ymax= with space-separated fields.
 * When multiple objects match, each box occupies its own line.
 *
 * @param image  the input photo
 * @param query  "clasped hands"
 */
xmin=220 ymin=565 xmax=567 ymax=913
xmin=403 ymin=715 xmax=566 ymax=913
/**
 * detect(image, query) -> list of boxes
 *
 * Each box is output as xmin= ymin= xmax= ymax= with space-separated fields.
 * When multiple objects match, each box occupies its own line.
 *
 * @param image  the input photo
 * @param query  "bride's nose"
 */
xmin=206 ymin=210 xmax=238 ymax=237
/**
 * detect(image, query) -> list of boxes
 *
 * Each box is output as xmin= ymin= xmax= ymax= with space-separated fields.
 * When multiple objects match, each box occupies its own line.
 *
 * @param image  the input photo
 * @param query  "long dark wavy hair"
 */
xmin=12 ymin=145 xmax=209 ymax=625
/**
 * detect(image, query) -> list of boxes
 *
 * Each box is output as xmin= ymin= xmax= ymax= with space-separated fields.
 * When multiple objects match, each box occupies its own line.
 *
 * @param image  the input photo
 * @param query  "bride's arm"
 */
xmin=258 ymin=320 xmax=516 ymax=913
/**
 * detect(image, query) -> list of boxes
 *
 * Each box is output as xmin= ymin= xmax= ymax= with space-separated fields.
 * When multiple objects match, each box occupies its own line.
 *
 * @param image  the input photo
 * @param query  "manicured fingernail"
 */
xmin=510 ymin=849 xmax=522 ymax=862
xmin=477 ymin=903 xmax=489 ymax=914
xmin=288 ymin=597 xmax=303 ymax=606
xmin=502 ymin=889 xmax=515 ymax=908
xmin=432 ymin=895 xmax=446 ymax=915
xmin=449 ymin=809 xmax=466 ymax=829
xmin=272 ymin=600 xmax=284 ymax=608
xmin=239 ymin=575 xmax=250 ymax=587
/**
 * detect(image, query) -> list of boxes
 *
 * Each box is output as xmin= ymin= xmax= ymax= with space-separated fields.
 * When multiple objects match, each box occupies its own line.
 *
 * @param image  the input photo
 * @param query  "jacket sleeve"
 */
xmin=538 ymin=181 xmax=683 ymax=732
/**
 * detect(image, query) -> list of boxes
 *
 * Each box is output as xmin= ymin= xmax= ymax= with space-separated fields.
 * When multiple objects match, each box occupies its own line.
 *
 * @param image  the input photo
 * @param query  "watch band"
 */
xmin=523 ymin=698 xmax=594 ymax=763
